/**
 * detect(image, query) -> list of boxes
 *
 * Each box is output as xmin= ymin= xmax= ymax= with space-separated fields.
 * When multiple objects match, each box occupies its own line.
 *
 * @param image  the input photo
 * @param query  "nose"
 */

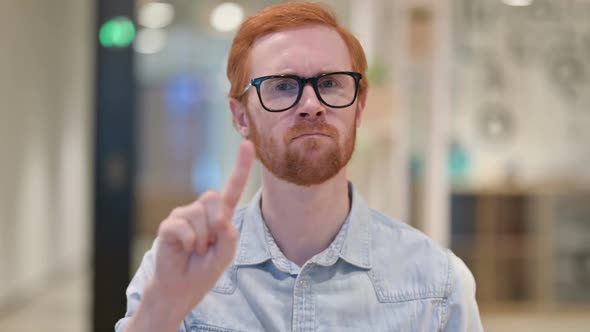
xmin=295 ymin=84 xmax=325 ymax=120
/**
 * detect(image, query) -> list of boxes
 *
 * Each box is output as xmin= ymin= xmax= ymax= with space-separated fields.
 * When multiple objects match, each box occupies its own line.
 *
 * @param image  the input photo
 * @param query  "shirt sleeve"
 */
xmin=441 ymin=251 xmax=484 ymax=332
xmin=114 ymin=239 xmax=188 ymax=332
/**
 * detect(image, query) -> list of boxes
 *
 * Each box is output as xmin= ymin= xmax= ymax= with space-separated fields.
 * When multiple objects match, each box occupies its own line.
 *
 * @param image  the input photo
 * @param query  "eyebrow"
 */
xmin=272 ymin=69 xmax=345 ymax=77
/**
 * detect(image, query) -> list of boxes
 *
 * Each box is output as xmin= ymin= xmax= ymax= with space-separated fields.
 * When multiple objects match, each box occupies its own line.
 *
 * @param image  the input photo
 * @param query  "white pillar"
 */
xmin=349 ymin=0 xmax=378 ymax=63
xmin=390 ymin=0 xmax=411 ymax=224
xmin=389 ymin=0 xmax=452 ymax=245
xmin=423 ymin=0 xmax=451 ymax=247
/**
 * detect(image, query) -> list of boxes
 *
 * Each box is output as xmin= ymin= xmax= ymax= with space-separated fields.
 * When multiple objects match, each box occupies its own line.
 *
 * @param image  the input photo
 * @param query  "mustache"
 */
xmin=284 ymin=122 xmax=339 ymax=142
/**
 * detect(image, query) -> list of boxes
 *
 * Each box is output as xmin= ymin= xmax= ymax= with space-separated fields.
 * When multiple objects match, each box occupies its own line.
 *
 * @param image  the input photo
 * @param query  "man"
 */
xmin=116 ymin=2 xmax=483 ymax=331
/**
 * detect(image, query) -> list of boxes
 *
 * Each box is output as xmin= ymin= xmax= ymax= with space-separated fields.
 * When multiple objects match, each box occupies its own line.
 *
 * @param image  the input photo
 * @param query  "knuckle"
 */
xmin=157 ymin=218 xmax=174 ymax=235
xmin=157 ymin=223 xmax=166 ymax=235
xmin=209 ymin=191 xmax=221 ymax=200
xmin=200 ymin=190 xmax=221 ymax=203
xmin=170 ymin=207 xmax=184 ymax=217
xmin=199 ymin=190 xmax=214 ymax=200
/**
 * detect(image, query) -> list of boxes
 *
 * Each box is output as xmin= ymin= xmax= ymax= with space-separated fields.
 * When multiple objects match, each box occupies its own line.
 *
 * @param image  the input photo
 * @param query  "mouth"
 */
xmin=293 ymin=133 xmax=331 ymax=140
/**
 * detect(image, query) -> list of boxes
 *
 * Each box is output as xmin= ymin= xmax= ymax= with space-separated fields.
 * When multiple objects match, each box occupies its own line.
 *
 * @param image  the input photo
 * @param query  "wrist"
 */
xmin=127 ymin=280 xmax=187 ymax=332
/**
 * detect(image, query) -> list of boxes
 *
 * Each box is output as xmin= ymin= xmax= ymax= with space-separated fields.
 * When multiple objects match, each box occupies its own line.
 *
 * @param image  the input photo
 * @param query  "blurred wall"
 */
xmin=0 ymin=0 xmax=92 ymax=310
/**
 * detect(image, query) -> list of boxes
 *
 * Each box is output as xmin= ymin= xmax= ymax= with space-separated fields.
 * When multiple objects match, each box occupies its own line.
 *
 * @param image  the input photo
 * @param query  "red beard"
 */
xmin=247 ymin=112 xmax=356 ymax=186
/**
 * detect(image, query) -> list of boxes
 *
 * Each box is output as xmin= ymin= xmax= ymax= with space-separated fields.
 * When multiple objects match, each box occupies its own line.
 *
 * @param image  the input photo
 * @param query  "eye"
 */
xmin=319 ymin=79 xmax=338 ymax=88
xmin=274 ymin=82 xmax=297 ymax=91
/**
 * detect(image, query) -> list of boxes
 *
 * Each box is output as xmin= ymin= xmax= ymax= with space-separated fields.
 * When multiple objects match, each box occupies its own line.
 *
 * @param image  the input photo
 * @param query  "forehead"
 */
xmin=249 ymin=25 xmax=352 ymax=78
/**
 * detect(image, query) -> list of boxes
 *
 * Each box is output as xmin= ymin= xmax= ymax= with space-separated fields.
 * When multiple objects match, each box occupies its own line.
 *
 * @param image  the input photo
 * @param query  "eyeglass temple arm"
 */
xmin=240 ymin=83 xmax=253 ymax=96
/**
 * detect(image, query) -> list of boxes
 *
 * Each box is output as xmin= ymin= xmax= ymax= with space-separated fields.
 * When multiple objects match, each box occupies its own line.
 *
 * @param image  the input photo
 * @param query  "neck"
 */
xmin=260 ymin=168 xmax=351 ymax=266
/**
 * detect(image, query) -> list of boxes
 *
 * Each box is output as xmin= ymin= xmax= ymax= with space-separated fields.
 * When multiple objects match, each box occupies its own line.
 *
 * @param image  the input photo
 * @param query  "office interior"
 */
xmin=1 ymin=0 xmax=589 ymax=331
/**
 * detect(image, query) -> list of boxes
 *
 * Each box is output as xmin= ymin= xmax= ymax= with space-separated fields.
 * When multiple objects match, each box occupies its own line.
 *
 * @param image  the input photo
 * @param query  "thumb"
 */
xmin=211 ymin=218 xmax=238 ymax=263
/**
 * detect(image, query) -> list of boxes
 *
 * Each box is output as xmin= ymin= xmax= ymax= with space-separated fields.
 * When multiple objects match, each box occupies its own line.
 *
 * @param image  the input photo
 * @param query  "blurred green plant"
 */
xmin=366 ymin=58 xmax=389 ymax=86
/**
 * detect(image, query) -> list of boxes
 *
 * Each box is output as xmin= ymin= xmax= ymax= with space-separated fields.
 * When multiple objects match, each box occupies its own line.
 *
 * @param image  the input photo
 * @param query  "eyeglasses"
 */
xmin=241 ymin=71 xmax=362 ymax=112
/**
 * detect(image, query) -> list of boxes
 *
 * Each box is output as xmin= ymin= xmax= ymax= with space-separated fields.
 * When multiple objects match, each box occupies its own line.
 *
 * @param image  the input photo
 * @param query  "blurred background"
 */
xmin=1 ymin=0 xmax=589 ymax=331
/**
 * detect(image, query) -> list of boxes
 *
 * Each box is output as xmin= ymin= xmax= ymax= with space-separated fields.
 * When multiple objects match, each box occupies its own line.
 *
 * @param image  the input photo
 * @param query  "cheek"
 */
xmin=248 ymin=111 xmax=283 ymax=142
xmin=336 ymin=112 xmax=358 ymax=146
xmin=245 ymin=104 xmax=265 ymax=135
xmin=335 ymin=109 xmax=357 ymax=132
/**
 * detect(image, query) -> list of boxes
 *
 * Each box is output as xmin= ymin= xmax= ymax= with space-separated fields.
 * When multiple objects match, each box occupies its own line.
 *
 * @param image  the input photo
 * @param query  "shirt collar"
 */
xmin=338 ymin=183 xmax=372 ymax=269
xmin=233 ymin=183 xmax=372 ymax=270
xmin=233 ymin=188 xmax=272 ymax=266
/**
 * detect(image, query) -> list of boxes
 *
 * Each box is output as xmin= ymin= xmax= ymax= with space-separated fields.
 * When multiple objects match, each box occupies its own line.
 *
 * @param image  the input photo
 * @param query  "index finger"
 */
xmin=221 ymin=140 xmax=255 ymax=209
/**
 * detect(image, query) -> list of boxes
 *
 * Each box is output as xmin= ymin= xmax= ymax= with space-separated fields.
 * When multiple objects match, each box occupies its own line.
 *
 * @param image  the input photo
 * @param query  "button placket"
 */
xmin=292 ymin=266 xmax=315 ymax=332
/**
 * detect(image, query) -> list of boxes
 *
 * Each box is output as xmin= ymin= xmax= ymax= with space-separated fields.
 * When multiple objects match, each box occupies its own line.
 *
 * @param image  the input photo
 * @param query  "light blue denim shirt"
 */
xmin=116 ymin=184 xmax=483 ymax=331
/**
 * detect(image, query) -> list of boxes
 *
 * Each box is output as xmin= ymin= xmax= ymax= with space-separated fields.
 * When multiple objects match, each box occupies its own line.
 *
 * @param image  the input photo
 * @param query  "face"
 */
xmin=231 ymin=25 xmax=365 ymax=186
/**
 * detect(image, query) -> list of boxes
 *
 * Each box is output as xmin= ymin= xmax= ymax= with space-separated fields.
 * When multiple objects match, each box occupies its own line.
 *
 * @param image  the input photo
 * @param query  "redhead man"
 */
xmin=116 ymin=2 xmax=483 ymax=331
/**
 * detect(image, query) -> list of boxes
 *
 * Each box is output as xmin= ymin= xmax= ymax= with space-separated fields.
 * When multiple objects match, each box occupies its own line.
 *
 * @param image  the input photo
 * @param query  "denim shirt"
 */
xmin=116 ymin=185 xmax=483 ymax=332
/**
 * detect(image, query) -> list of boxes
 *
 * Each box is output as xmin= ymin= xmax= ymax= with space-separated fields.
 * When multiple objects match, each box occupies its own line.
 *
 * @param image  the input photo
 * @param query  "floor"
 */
xmin=0 ymin=273 xmax=89 ymax=332
xmin=0 ymin=272 xmax=589 ymax=332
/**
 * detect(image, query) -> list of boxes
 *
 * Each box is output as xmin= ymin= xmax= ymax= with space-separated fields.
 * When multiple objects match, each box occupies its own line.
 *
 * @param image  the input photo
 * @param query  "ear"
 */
xmin=354 ymin=92 xmax=367 ymax=128
xmin=229 ymin=98 xmax=250 ymax=138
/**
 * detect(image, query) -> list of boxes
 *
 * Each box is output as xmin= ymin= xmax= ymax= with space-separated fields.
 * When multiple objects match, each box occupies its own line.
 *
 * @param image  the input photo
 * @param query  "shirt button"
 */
xmin=299 ymin=278 xmax=308 ymax=288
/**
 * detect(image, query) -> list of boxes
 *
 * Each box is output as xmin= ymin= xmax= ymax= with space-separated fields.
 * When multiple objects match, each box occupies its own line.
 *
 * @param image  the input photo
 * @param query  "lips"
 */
xmin=285 ymin=123 xmax=339 ymax=143
xmin=294 ymin=132 xmax=331 ymax=139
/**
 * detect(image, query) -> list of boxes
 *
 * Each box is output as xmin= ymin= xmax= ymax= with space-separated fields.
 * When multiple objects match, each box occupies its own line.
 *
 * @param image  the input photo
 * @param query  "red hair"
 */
xmin=227 ymin=2 xmax=368 ymax=102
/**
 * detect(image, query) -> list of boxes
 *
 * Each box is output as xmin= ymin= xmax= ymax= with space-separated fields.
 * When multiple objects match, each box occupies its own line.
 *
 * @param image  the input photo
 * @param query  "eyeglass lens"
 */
xmin=259 ymin=73 xmax=357 ymax=111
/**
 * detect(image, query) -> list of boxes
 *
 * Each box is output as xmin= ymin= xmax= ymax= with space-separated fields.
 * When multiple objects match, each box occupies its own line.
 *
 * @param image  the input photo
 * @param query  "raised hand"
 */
xmin=125 ymin=141 xmax=255 ymax=332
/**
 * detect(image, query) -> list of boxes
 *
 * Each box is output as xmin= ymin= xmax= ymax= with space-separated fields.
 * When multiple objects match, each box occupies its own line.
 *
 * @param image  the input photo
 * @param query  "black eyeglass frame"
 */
xmin=241 ymin=71 xmax=363 ymax=112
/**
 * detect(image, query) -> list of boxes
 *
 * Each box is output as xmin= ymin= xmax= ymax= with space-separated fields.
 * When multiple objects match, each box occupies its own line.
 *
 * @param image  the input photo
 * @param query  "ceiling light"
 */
xmin=133 ymin=28 xmax=167 ymax=54
xmin=138 ymin=2 xmax=175 ymax=29
xmin=210 ymin=2 xmax=244 ymax=32
xmin=501 ymin=0 xmax=534 ymax=6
